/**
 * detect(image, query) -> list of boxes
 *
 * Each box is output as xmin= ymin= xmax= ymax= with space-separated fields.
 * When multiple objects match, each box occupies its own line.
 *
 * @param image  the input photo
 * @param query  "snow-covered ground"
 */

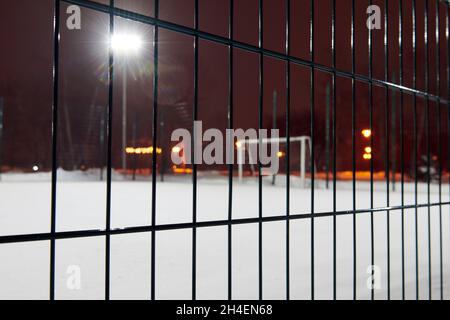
xmin=0 ymin=171 xmax=450 ymax=300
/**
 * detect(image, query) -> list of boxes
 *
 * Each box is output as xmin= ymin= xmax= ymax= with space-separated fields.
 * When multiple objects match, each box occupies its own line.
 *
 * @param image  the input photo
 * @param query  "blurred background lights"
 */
xmin=172 ymin=146 xmax=182 ymax=154
xmin=361 ymin=129 xmax=372 ymax=138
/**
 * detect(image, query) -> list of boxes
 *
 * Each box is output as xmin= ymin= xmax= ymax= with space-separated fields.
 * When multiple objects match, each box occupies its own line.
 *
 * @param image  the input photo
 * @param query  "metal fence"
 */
xmin=1 ymin=0 xmax=450 ymax=300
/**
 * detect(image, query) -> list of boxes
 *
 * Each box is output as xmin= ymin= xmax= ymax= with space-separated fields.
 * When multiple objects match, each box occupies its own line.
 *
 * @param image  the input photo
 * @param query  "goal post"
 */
xmin=236 ymin=136 xmax=312 ymax=188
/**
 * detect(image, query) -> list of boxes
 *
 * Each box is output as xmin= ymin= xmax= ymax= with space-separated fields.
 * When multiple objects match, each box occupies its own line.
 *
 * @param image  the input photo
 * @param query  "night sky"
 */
xmin=0 ymin=0 xmax=448 ymax=177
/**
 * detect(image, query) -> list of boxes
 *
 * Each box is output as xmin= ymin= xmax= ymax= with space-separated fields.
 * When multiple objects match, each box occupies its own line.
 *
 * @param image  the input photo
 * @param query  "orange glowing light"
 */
xmin=364 ymin=146 xmax=372 ymax=154
xmin=172 ymin=146 xmax=182 ymax=153
xmin=361 ymin=129 xmax=372 ymax=138
xmin=172 ymin=165 xmax=193 ymax=174
xmin=126 ymin=146 xmax=162 ymax=155
xmin=277 ymin=151 xmax=285 ymax=158
xmin=363 ymin=153 xmax=372 ymax=160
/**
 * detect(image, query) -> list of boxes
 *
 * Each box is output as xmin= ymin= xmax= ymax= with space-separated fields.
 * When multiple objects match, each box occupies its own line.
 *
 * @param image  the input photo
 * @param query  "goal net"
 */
xmin=236 ymin=136 xmax=313 ymax=188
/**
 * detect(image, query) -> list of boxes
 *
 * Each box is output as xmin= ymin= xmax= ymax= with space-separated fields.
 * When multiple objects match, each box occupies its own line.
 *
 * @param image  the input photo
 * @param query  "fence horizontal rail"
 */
xmin=0 ymin=201 xmax=448 ymax=245
xmin=64 ymin=0 xmax=450 ymax=105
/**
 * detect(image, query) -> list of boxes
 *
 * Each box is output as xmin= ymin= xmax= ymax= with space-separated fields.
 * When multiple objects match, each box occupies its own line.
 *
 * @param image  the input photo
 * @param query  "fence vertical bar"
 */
xmin=438 ymin=91 xmax=443 ymax=301
xmin=332 ymin=0 xmax=337 ymax=301
xmin=448 ymin=2 xmax=450 ymax=301
xmin=310 ymin=0 xmax=316 ymax=301
xmin=369 ymin=0 xmax=375 ymax=302
xmin=399 ymin=0 xmax=405 ymax=300
xmin=425 ymin=0 xmax=432 ymax=300
xmin=413 ymin=0 xmax=420 ymax=300
xmin=436 ymin=0 xmax=443 ymax=301
xmin=151 ymin=0 xmax=159 ymax=301
xmin=285 ymin=0 xmax=291 ymax=301
xmin=442 ymin=3 xmax=450 ymax=300
xmin=385 ymin=0 xmax=393 ymax=301
xmin=258 ymin=0 xmax=264 ymax=301
xmin=104 ymin=0 xmax=115 ymax=301
xmin=192 ymin=0 xmax=199 ymax=301
xmin=351 ymin=0 xmax=357 ymax=300
xmin=385 ymin=86 xmax=392 ymax=301
xmin=228 ymin=0 xmax=234 ymax=302
xmin=50 ymin=0 xmax=61 ymax=301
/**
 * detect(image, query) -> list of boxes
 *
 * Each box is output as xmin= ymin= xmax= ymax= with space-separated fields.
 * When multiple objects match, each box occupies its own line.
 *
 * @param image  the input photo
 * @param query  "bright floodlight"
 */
xmin=111 ymin=33 xmax=143 ymax=54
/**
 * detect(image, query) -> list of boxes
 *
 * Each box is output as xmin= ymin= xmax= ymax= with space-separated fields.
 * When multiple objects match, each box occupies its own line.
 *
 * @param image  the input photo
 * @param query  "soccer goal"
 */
xmin=236 ymin=136 xmax=312 ymax=188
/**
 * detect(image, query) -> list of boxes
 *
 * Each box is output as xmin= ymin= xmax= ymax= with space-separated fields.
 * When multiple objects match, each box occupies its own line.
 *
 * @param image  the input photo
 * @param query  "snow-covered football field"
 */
xmin=1 ymin=171 xmax=450 ymax=300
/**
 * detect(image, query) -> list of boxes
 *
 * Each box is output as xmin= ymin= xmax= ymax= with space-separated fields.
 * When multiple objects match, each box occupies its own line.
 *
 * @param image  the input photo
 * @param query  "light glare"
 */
xmin=111 ymin=34 xmax=143 ymax=54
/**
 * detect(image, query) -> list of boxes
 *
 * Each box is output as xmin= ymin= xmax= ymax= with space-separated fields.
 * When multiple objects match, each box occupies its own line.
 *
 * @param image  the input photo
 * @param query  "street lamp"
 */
xmin=110 ymin=33 xmax=143 ymax=172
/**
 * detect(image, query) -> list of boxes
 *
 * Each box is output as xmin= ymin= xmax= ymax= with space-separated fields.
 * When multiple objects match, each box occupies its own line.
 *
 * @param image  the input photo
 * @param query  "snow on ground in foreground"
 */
xmin=1 ymin=172 xmax=450 ymax=300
